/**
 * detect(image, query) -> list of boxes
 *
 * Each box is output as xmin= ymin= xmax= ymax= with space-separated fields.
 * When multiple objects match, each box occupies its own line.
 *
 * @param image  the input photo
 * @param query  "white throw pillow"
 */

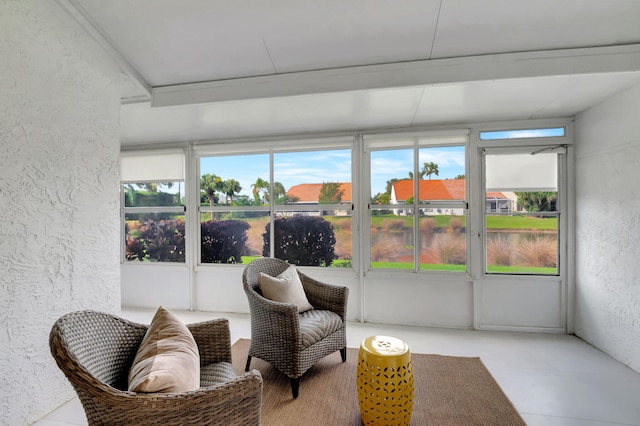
xmin=258 ymin=265 xmax=314 ymax=313
xmin=128 ymin=306 xmax=200 ymax=393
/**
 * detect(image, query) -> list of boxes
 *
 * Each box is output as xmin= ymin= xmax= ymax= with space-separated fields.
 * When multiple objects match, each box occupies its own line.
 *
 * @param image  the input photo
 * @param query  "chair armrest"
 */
xmin=188 ymin=318 xmax=232 ymax=366
xmin=244 ymin=286 xmax=301 ymax=344
xmin=81 ymin=370 xmax=263 ymax=426
xmin=300 ymin=274 xmax=349 ymax=320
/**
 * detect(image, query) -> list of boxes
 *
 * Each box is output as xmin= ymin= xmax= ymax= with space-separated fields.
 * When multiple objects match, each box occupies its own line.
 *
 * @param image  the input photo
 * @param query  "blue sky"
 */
xmin=479 ymin=127 xmax=565 ymax=140
xmin=370 ymin=146 xmax=465 ymax=195
xmin=200 ymin=146 xmax=466 ymax=197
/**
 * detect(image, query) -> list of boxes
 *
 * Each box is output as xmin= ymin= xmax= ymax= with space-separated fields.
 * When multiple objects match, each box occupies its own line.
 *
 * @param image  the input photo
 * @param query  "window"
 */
xmin=199 ymin=153 xmax=269 ymax=264
xmin=480 ymin=127 xmax=565 ymax=140
xmin=366 ymin=132 xmax=468 ymax=272
xmin=483 ymin=149 xmax=561 ymax=275
xmin=196 ymin=141 xmax=353 ymax=267
xmin=120 ymin=122 xmax=569 ymax=278
xmin=121 ymin=152 xmax=186 ymax=263
xmin=273 ymin=149 xmax=352 ymax=267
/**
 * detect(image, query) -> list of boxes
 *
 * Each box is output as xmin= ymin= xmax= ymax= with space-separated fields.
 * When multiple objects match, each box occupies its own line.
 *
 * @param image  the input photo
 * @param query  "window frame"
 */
xmin=118 ymin=120 xmax=573 ymax=279
xmin=120 ymin=150 xmax=187 ymax=264
xmin=363 ymin=130 xmax=470 ymax=273
xmin=193 ymin=137 xmax=355 ymax=267
xmin=479 ymin=128 xmax=571 ymax=277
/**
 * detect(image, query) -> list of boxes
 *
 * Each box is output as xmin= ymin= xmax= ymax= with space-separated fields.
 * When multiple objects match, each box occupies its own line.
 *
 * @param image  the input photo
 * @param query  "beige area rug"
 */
xmin=231 ymin=339 xmax=525 ymax=426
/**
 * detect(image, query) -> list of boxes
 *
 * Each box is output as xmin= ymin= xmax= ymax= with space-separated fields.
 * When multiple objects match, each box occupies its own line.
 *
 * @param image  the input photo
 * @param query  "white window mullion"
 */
xmin=185 ymin=145 xmax=197 ymax=310
xmin=413 ymin=146 xmax=420 ymax=272
xmin=269 ymin=151 xmax=275 ymax=258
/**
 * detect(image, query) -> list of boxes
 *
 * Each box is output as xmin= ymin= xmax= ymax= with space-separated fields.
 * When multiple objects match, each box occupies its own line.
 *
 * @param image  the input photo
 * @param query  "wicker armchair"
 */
xmin=49 ymin=310 xmax=263 ymax=426
xmin=242 ymin=257 xmax=348 ymax=398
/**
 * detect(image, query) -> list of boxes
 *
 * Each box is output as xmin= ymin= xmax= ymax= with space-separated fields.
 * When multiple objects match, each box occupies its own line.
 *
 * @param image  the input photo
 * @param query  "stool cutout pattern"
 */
xmin=357 ymin=336 xmax=414 ymax=426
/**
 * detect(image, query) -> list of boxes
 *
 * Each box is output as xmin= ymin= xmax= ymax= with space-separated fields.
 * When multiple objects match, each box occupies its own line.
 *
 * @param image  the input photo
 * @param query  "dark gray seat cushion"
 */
xmin=299 ymin=309 xmax=343 ymax=348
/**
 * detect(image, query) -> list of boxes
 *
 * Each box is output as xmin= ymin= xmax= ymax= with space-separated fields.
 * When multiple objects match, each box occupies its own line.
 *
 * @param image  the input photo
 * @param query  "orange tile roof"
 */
xmin=287 ymin=183 xmax=352 ymax=203
xmin=287 ymin=180 xmax=506 ymax=203
xmin=441 ymin=179 xmax=466 ymax=200
xmin=392 ymin=179 xmax=508 ymax=201
xmin=392 ymin=179 xmax=460 ymax=201
xmin=486 ymin=191 xmax=508 ymax=199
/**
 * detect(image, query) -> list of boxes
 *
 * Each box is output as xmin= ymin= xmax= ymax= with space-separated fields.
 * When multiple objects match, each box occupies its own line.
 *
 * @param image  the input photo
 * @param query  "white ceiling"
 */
xmin=59 ymin=0 xmax=640 ymax=146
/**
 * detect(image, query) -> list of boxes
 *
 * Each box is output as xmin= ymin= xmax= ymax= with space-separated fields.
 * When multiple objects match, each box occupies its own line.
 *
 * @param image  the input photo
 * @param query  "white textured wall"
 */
xmin=0 ymin=1 xmax=122 ymax=424
xmin=574 ymin=82 xmax=640 ymax=374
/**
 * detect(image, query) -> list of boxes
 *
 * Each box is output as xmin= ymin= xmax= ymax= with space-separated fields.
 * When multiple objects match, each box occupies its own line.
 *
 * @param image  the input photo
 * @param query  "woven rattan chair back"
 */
xmin=50 ymin=310 xmax=263 ymax=426
xmin=51 ymin=311 xmax=146 ymax=392
xmin=243 ymin=256 xmax=291 ymax=294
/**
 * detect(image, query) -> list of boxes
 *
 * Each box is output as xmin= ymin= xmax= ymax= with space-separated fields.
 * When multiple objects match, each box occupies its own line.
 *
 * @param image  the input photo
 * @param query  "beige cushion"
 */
xmin=258 ymin=265 xmax=314 ymax=313
xmin=128 ymin=306 xmax=200 ymax=393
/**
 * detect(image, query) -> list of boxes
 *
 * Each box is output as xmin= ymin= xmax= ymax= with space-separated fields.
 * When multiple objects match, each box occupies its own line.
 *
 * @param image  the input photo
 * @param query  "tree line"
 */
xmin=371 ymin=161 xmax=443 ymax=205
xmin=201 ymin=174 xmax=346 ymax=207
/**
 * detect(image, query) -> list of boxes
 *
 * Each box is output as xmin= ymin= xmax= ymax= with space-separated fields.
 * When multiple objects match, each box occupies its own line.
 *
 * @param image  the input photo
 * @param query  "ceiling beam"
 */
xmin=53 ymin=0 xmax=152 ymax=96
xmin=152 ymin=44 xmax=640 ymax=108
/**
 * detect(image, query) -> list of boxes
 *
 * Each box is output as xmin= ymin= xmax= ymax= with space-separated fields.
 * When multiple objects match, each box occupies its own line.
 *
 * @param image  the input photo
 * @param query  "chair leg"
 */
xmin=290 ymin=377 xmax=300 ymax=399
xmin=245 ymin=356 xmax=252 ymax=372
xmin=340 ymin=347 xmax=347 ymax=362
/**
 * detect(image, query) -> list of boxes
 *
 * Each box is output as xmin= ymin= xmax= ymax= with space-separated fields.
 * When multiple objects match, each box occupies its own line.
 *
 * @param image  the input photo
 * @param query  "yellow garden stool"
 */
xmin=357 ymin=335 xmax=414 ymax=426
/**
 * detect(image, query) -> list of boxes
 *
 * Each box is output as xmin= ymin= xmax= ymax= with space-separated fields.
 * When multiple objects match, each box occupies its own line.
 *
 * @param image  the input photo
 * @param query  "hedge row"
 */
xmin=125 ymin=216 xmax=336 ymax=266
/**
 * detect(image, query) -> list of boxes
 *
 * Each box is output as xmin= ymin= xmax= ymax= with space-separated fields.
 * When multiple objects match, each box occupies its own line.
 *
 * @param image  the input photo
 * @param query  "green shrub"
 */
xmin=201 ymin=220 xmax=250 ymax=264
xmin=125 ymin=190 xmax=180 ymax=207
xmin=263 ymin=216 xmax=336 ymax=266
xmin=126 ymin=219 xmax=185 ymax=262
xmin=332 ymin=259 xmax=352 ymax=268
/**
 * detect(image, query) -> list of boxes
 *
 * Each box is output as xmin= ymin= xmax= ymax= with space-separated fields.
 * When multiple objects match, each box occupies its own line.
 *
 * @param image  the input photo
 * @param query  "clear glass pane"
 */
xmin=275 ymin=150 xmax=352 ymax=206
xmin=328 ymin=215 xmax=352 ymax=268
xmin=370 ymin=215 xmax=414 ymax=270
xmin=267 ymin=211 xmax=350 ymax=267
xmin=486 ymin=214 xmax=558 ymax=274
xmin=480 ymin=127 xmax=565 ymax=140
xmin=124 ymin=213 xmax=185 ymax=262
xmin=485 ymin=150 xmax=559 ymax=275
xmin=417 ymin=146 xmax=466 ymax=203
xmin=419 ymin=211 xmax=466 ymax=271
xmin=200 ymin=211 xmax=268 ymax=264
xmin=370 ymin=149 xmax=412 ymax=203
xmin=512 ymin=192 xmax=558 ymax=212
xmin=123 ymin=182 xmax=184 ymax=207
xmin=200 ymin=154 xmax=269 ymax=207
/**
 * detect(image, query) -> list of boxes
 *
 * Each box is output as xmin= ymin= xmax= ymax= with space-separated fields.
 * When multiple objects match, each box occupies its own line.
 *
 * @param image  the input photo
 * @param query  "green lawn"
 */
xmin=370 ymin=215 xmax=462 ymax=229
xmin=370 ymin=214 xmax=556 ymax=231
xmin=486 ymin=265 xmax=557 ymax=274
xmin=486 ymin=215 xmax=556 ymax=230
xmin=232 ymin=256 xmax=558 ymax=275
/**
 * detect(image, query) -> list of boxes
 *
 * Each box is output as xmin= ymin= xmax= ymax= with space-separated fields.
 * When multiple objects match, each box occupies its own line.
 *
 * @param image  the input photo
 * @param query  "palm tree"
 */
xmin=223 ymin=179 xmax=242 ymax=204
xmin=422 ymin=162 xmax=439 ymax=180
xmin=272 ymin=182 xmax=286 ymax=203
xmin=201 ymin=174 xmax=223 ymax=219
xmin=251 ymin=177 xmax=269 ymax=204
